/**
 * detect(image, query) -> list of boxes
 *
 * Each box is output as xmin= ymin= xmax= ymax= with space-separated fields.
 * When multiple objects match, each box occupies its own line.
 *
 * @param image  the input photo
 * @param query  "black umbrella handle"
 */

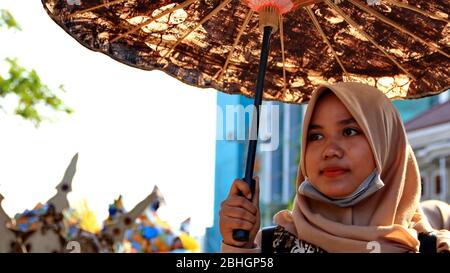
xmin=232 ymin=26 xmax=273 ymax=243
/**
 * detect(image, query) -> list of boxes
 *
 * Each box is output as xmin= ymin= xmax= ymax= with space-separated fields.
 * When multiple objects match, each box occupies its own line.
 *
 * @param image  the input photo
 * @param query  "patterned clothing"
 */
xmin=271 ymin=225 xmax=325 ymax=253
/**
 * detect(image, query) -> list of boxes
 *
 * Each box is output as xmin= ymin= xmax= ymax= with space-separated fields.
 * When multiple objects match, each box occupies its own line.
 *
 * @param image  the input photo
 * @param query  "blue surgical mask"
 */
xmin=298 ymin=170 xmax=384 ymax=208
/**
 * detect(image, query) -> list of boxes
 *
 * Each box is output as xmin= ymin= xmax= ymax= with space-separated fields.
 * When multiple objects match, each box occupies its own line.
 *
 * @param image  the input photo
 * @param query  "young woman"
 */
xmin=219 ymin=82 xmax=450 ymax=253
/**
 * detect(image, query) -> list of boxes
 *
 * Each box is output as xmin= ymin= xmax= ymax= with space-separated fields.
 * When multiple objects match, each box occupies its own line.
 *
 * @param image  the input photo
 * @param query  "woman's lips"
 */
xmin=321 ymin=168 xmax=349 ymax=178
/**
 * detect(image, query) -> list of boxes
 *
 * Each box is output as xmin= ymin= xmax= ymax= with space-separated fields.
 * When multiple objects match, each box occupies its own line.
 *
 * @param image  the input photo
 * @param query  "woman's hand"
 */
xmin=219 ymin=177 xmax=260 ymax=248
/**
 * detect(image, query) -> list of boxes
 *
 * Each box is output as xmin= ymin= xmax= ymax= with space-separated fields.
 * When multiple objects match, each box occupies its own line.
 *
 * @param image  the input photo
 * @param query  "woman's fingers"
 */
xmin=220 ymin=211 xmax=256 ymax=246
xmin=220 ymin=215 xmax=256 ymax=231
xmin=220 ymin=205 xmax=257 ymax=224
xmin=219 ymin=177 xmax=261 ymax=247
xmin=229 ymin=179 xmax=252 ymax=199
xmin=221 ymin=195 xmax=257 ymax=215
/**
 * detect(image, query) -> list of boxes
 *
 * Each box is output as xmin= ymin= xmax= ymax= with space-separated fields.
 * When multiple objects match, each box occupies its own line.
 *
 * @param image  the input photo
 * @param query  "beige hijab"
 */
xmin=274 ymin=82 xmax=429 ymax=253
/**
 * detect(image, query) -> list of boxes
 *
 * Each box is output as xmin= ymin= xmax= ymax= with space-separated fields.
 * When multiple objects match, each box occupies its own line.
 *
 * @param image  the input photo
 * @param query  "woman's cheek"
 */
xmin=347 ymin=140 xmax=375 ymax=173
xmin=305 ymin=146 xmax=319 ymax=167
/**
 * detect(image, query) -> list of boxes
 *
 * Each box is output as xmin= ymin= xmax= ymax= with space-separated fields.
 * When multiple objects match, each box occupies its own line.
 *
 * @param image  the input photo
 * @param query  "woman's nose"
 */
xmin=322 ymin=141 xmax=344 ymax=160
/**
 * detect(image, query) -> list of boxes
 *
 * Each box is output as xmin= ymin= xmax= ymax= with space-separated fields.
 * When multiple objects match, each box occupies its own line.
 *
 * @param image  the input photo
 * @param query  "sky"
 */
xmin=0 ymin=1 xmax=217 ymax=236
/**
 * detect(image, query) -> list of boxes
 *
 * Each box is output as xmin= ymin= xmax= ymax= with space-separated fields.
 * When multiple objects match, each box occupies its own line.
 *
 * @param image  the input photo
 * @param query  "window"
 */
xmin=420 ymin=177 xmax=424 ymax=197
xmin=435 ymin=175 xmax=441 ymax=195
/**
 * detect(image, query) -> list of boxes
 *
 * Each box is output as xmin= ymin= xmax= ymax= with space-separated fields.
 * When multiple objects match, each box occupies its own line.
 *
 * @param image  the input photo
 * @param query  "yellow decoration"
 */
xmin=74 ymin=200 xmax=100 ymax=233
xmin=179 ymin=232 xmax=200 ymax=252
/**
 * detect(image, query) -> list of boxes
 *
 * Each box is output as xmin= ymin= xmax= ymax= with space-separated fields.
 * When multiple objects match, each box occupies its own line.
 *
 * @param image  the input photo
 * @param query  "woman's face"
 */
xmin=305 ymin=92 xmax=376 ymax=198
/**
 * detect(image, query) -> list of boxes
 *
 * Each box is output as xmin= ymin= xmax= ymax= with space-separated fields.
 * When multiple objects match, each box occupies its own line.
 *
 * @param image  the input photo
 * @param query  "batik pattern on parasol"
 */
xmin=42 ymin=0 xmax=449 ymax=103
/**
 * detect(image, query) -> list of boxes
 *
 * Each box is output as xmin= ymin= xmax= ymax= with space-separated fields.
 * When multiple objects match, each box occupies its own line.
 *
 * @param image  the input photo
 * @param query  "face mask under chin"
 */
xmin=298 ymin=170 xmax=385 ymax=208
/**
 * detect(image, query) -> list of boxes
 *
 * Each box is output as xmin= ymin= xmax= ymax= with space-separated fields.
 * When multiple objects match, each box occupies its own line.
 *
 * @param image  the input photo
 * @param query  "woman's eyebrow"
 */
xmin=339 ymin=118 xmax=357 ymax=125
xmin=308 ymin=118 xmax=357 ymax=130
xmin=308 ymin=124 xmax=322 ymax=130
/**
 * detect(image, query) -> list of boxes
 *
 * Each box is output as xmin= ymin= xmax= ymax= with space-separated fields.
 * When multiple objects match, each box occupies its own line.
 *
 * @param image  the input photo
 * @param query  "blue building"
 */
xmin=204 ymin=92 xmax=253 ymax=252
xmin=393 ymin=96 xmax=442 ymax=122
xmin=257 ymin=102 xmax=304 ymax=226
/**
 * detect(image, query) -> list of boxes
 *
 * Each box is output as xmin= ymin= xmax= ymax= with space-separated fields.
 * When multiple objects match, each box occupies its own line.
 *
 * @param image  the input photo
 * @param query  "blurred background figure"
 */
xmin=421 ymin=200 xmax=450 ymax=230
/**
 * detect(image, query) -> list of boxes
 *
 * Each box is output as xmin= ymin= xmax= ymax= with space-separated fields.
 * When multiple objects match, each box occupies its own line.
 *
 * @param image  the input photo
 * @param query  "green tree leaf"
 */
xmin=0 ymin=9 xmax=21 ymax=30
xmin=0 ymin=10 xmax=73 ymax=126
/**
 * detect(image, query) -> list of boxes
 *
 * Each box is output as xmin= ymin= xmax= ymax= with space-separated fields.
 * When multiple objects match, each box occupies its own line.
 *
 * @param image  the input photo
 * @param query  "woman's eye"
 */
xmin=308 ymin=133 xmax=323 ymax=141
xmin=343 ymin=128 xmax=359 ymax=136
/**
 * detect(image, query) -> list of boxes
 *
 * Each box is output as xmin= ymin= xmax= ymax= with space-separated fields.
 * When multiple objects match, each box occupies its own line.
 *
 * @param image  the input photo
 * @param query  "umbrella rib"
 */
xmin=292 ymin=0 xmax=325 ymax=9
xmin=68 ymin=0 xmax=128 ymax=18
xmin=305 ymin=6 xmax=349 ymax=77
xmin=324 ymin=0 xmax=415 ymax=79
xmin=279 ymin=14 xmax=288 ymax=98
xmin=162 ymin=0 xmax=232 ymax=59
xmin=348 ymin=0 xmax=449 ymax=59
xmin=216 ymin=9 xmax=254 ymax=81
xmin=111 ymin=0 xmax=197 ymax=43
xmin=384 ymin=0 xmax=449 ymax=23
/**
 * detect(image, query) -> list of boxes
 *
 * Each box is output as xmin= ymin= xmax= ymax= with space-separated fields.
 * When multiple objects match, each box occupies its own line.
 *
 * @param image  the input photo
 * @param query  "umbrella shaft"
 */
xmin=233 ymin=26 xmax=273 ymax=243
xmin=244 ymin=26 xmax=273 ymax=191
